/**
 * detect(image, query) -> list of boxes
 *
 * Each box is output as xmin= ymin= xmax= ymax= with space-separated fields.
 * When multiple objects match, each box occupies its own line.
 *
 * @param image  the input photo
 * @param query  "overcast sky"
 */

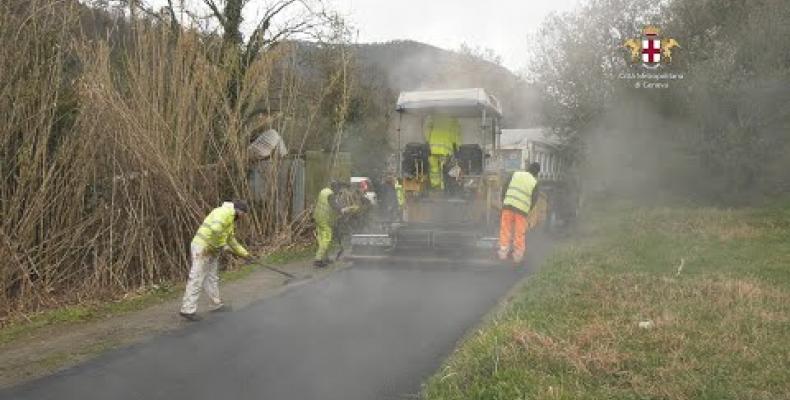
xmin=144 ymin=0 xmax=581 ymax=72
xmin=331 ymin=0 xmax=581 ymax=71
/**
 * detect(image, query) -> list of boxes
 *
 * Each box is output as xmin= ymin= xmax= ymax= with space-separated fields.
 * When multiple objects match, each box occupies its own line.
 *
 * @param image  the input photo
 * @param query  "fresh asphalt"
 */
xmin=1 ymin=235 xmax=552 ymax=400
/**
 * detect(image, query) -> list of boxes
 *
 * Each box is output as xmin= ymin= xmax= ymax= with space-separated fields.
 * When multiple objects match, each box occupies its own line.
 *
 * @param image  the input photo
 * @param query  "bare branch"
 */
xmin=122 ymin=0 xmax=166 ymax=24
xmin=262 ymin=20 xmax=315 ymax=47
xmin=201 ymin=0 xmax=227 ymax=27
xmin=182 ymin=8 xmax=215 ymax=25
xmin=166 ymin=0 xmax=180 ymax=32
xmin=245 ymin=0 xmax=331 ymax=63
xmin=248 ymin=0 xmax=299 ymax=46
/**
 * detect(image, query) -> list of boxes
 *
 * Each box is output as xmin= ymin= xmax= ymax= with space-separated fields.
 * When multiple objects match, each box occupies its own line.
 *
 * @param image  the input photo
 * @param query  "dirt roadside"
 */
xmin=0 ymin=258 xmax=346 ymax=389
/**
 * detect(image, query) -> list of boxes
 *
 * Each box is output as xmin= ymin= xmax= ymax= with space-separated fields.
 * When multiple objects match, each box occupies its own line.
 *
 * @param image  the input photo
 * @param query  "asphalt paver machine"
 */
xmin=349 ymin=88 xmax=507 ymax=263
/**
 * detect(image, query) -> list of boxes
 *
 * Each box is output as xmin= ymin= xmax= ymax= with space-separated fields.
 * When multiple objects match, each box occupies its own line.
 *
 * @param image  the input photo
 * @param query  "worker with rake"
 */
xmin=179 ymin=200 xmax=252 ymax=321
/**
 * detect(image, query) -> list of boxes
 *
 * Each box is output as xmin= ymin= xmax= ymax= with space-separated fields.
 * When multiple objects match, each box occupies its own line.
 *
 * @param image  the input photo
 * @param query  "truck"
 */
xmin=348 ymin=88 xmax=509 ymax=263
xmin=500 ymin=129 xmax=577 ymax=232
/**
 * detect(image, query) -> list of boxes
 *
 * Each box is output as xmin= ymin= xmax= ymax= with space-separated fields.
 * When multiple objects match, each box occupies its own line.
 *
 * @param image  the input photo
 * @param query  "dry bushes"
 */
xmin=0 ymin=1 xmax=347 ymax=318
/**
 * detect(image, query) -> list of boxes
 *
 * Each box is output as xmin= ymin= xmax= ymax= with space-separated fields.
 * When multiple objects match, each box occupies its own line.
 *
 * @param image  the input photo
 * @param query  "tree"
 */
xmin=196 ymin=0 xmax=333 ymax=64
xmin=458 ymin=43 xmax=503 ymax=66
xmin=526 ymin=0 xmax=790 ymax=203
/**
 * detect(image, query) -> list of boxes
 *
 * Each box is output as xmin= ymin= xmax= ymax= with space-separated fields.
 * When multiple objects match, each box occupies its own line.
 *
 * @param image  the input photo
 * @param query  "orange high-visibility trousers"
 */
xmin=498 ymin=208 xmax=528 ymax=261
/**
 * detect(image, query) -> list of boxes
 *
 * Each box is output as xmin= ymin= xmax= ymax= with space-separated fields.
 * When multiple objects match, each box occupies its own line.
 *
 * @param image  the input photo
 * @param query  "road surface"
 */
xmin=1 ymin=237 xmax=551 ymax=400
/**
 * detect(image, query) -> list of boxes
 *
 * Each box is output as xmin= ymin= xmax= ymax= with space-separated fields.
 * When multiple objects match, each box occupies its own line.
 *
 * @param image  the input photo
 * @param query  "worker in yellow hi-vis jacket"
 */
xmin=180 ymin=200 xmax=251 ymax=321
xmin=425 ymin=116 xmax=460 ymax=189
xmin=313 ymin=181 xmax=358 ymax=268
xmin=499 ymin=163 xmax=541 ymax=264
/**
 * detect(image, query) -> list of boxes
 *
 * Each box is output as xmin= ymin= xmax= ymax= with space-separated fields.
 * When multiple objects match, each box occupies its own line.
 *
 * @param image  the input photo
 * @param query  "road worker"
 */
xmin=380 ymin=175 xmax=404 ymax=221
xmin=395 ymin=177 xmax=405 ymax=216
xmin=180 ymin=200 xmax=252 ymax=321
xmin=425 ymin=116 xmax=460 ymax=189
xmin=498 ymin=162 xmax=541 ymax=264
xmin=313 ymin=181 xmax=356 ymax=268
xmin=443 ymin=157 xmax=463 ymax=195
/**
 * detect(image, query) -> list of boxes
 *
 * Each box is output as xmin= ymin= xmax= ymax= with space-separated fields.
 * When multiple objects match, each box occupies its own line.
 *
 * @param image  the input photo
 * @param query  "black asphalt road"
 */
xmin=2 ymin=237 xmax=551 ymax=400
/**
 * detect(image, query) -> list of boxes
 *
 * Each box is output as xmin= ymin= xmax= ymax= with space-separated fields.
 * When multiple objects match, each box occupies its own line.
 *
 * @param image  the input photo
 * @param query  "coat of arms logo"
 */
xmin=624 ymin=25 xmax=680 ymax=69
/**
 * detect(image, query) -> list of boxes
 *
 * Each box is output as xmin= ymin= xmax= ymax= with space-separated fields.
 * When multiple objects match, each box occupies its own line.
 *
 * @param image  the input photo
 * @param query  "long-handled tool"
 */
xmin=261 ymin=264 xmax=297 ymax=278
xmin=244 ymin=258 xmax=311 ymax=284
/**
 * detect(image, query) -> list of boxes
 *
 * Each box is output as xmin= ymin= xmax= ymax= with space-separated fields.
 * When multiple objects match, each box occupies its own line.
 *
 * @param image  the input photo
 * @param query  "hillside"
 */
xmin=351 ymin=40 xmax=540 ymax=128
xmin=290 ymin=40 xmax=542 ymax=175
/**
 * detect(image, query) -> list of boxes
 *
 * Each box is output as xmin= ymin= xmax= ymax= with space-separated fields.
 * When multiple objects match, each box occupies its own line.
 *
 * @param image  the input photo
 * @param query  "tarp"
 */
xmin=396 ymin=88 xmax=503 ymax=117
xmin=249 ymin=129 xmax=288 ymax=161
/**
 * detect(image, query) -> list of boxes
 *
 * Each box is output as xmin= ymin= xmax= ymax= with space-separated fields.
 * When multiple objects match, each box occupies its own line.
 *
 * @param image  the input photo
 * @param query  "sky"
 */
xmin=330 ymin=0 xmax=581 ymax=71
xmin=142 ymin=0 xmax=582 ymax=72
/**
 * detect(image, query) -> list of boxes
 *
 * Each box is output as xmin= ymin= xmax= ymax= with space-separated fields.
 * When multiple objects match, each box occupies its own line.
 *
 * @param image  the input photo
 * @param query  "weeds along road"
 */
xmin=1 ymin=235 xmax=553 ymax=400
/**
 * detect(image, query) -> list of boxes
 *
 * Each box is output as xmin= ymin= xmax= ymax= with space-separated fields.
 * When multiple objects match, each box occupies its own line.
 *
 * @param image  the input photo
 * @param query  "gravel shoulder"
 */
xmin=0 ymin=257 xmax=340 ymax=389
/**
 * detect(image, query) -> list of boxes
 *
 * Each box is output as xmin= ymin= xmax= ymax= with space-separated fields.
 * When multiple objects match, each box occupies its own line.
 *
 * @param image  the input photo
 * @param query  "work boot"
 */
xmin=210 ymin=304 xmax=232 ymax=313
xmin=179 ymin=312 xmax=202 ymax=322
xmin=497 ymin=247 xmax=510 ymax=261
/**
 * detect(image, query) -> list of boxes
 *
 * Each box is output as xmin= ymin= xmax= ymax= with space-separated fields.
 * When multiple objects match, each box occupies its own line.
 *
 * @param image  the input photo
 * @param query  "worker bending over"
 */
xmin=180 ymin=200 xmax=252 ymax=321
xmin=313 ymin=181 xmax=356 ymax=268
xmin=499 ymin=162 xmax=541 ymax=263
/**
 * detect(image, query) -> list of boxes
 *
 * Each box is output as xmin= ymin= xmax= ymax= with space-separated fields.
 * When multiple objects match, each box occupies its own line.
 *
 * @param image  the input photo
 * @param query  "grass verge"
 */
xmin=0 ymin=243 xmax=315 ymax=346
xmin=424 ymin=205 xmax=790 ymax=400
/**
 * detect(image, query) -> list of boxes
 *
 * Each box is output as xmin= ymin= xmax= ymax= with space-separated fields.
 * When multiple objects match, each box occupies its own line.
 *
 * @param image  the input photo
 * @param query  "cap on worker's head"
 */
xmin=527 ymin=162 xmax=541 ymax=176
xmin=232 ymin=199 xmax=250 ymax=214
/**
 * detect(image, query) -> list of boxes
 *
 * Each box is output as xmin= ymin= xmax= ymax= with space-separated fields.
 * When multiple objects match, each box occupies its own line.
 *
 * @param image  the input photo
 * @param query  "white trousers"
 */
xmin=180 ymin=244 xmax=223 ymax=314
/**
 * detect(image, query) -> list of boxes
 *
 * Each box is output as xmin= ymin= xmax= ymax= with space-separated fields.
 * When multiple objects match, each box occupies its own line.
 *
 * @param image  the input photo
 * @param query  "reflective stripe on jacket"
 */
xmin=192 ymin=202 xmax=249 ymax=257
xmin=313 ymin=188 xmax=336 ymax=225
xmin=503 ymin=171 xmax=538 ymax=214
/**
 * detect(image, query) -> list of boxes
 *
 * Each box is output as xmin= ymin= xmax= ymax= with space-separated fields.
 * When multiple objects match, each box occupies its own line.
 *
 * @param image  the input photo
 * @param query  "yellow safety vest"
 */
xmin=504 ymin=171 xmax=537 ymax=214
xmin=426 ymin=116 xmax=460 ymax=156
xmin=395 ymin=182 xmax=405 ymax=207
xmin=313 ymin=188 xmax=335 ymax=225
xmin=192 ymin=202 xmax=249 ymax=256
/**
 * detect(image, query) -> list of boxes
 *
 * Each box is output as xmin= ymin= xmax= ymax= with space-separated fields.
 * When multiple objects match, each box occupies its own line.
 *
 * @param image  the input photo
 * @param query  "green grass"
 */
xmin=0 ymin=244 xmax=314 ymax=346
xmin=424 ymin=206 xmax=790 ymax=400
